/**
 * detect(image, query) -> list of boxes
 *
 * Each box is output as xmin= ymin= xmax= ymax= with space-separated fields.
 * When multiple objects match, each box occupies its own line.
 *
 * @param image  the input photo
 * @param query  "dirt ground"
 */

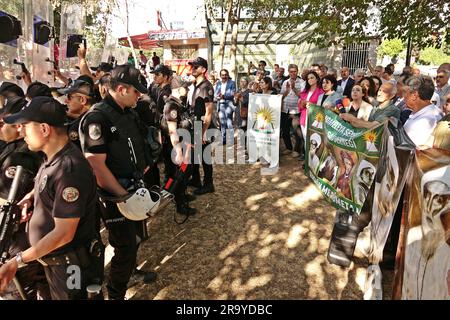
xmin=103 ymin=143 xmax=394 ymax=300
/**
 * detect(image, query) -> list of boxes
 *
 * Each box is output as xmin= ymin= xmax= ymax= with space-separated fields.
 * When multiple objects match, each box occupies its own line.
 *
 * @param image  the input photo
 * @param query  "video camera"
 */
xmin=0 ymin=12 xmax=22 ymax=43
xmin=67 ymin=34 xmax=87 ymax=58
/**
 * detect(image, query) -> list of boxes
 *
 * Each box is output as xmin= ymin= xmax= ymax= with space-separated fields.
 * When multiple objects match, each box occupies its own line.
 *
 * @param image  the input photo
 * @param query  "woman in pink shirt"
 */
xmin=298 ymin=71 xmax=323 ymax=136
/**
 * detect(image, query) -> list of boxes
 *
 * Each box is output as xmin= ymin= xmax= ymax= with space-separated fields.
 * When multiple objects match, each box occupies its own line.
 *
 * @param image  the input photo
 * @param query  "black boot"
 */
xmin=187 ymin=178 xmax=202 ymax=188
xmin=193 ymin=183 xmax=215 ymax=195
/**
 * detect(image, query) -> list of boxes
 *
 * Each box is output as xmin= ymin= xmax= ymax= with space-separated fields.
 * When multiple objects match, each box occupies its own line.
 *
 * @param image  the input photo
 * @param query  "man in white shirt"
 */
xmin=280 ymin=64 xmax=305 ymax=157
xmin=403 ymin=76 xmax=443 ymax=148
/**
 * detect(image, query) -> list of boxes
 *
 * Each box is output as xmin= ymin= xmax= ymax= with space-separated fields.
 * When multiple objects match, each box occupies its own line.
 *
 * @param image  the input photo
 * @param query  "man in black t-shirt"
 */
xmin=0 ymin=97 xmax=101 ymax=300
xmin=79 ymin=65 xmax=157 ymax=300
xmin=187 ymin=57 xmax=215 ymax=195
xmin=0 ymin=97 xmax=48 ymax=300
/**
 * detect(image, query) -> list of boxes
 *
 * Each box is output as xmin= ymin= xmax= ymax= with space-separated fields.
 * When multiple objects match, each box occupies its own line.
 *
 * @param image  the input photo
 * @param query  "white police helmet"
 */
xmin=116 ymin=188 xmax=161 ymax=221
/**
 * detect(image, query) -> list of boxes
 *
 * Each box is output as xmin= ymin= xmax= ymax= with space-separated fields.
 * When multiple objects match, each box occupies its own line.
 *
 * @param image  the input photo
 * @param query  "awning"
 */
xmin=118 ymin=33 xmax=162 ymax=50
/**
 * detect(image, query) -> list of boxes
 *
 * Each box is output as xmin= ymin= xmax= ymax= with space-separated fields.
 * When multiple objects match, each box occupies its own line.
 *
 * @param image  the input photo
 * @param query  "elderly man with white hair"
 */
xmin=403 ymin=76 xmax=443 ymax=148
xmin=339 ymin=82 xmax=400 ymax=129
xmin=353 ymin=68 xmax=366 ymax=85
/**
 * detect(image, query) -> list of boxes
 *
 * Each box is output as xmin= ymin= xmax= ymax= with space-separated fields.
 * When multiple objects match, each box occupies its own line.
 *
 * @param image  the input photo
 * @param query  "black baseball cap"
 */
xmin=57 ymin=79 xmax=93 ymax=96
xmin=0 ymin=96 xmax=27 ymax=117
xmin=4 ymin=96 xmax=67 ymax=127
xmin=26 ymin=81 xmax=52 ymax=99
xmin=91 ymin=62 xmax=113 ymax=73
xmin=150 ymin=64 xmax=173 ymax=77
xmin=111 ymin=64 xmax=148 ymax=94
xmin=188 ymin=57 xmax=208 ymax=70
xmin=0 ymin=82 xmax=25 ymax=97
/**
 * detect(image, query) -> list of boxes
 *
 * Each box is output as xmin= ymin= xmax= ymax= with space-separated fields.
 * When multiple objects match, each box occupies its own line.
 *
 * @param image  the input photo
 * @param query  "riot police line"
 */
xmin=0 ymin=53 xmax=218 ymax=299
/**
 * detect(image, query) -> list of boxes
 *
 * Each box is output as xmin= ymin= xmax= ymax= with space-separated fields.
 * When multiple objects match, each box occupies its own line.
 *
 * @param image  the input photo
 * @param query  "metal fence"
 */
xmin=341 ymin=42 xmax=370 ymax=75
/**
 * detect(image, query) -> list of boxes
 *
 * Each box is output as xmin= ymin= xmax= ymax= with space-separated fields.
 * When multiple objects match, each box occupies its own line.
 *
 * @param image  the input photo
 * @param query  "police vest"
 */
xmin=83 ymin=101 xmax=149 ymax=180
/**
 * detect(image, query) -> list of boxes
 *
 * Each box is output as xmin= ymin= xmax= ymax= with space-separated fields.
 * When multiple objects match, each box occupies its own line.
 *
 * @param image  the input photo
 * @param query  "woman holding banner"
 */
xmin=298 ymin=71 xmax=323 ymax=135
xmin=345 ymin=85 xmax=373 ymax=121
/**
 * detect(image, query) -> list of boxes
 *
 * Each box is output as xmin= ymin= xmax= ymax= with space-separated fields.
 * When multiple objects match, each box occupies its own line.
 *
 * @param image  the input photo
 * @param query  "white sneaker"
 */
xmin=291 ymin=151 xmax=300 ymax=157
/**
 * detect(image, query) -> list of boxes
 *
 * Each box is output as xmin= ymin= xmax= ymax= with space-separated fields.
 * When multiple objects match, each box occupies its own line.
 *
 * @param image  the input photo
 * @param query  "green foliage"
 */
xmin=377 ymin=38 xmax=405 ymax=59
xmin=51 ymin=0 xmax=115 ymax=49
xmin=207 ymin=0 xmax=450 ymax=49
xmin=417 ymin=46 xmax=450 ymax=66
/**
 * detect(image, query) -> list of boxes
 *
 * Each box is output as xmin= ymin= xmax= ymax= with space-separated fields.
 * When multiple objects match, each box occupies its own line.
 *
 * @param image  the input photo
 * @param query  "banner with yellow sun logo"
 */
xmin=247 ymin=93 xmax=282 ymax=171
xmin=305 ymin=104 xmax=384 ymax=214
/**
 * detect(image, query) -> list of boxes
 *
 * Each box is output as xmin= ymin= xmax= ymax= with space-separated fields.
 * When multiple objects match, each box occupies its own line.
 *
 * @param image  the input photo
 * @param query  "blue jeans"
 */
xmin=218 ymin=100 xmax=235 ymax=144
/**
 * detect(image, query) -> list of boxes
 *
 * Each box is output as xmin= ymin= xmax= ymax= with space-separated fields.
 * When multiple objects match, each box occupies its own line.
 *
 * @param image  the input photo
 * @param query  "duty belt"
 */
xmin=37 ymin=245 xmax=90 ymax=267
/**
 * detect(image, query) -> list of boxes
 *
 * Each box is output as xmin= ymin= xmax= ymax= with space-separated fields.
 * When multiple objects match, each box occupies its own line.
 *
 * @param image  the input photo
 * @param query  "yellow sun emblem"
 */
xmin=363 ymin=131 xmax=378 ymax=143
xmin=252 ymin=106 xmax=275 ymax=133
xmin=363 ymin=130 xmax=379 ymax=152
xmin=315 ymin=113 xmax=324 ymax=122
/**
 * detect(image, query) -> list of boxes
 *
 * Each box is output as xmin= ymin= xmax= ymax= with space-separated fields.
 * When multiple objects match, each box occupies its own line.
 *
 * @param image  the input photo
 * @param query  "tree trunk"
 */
xmin=124 ymin=0 xmax=138 ymax=69
xmin=218 ymin=0 xmax=233 ymax=70
xmin=229 ymin=3 xmax=240 ymax=80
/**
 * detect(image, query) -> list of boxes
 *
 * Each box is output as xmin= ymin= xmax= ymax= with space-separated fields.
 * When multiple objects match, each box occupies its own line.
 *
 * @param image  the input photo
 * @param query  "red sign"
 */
xmin=165 ymin=59 xmax=193 ymax=76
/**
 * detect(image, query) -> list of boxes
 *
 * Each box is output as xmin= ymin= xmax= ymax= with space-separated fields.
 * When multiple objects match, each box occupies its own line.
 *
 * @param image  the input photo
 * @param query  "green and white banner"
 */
xmin=305 ymin=104 xmax=384 ymax=214
xmin=247 ymin=93 xmax=282 ymax=170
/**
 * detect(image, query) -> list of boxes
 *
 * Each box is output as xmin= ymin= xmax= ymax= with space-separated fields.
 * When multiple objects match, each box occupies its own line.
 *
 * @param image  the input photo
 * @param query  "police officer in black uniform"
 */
xmin=187 ymin=57 xmax=216 ymax=195
xmin=79 ymin=65 xmax=156 ymax=300
xmin=57 ymin=79 xmax=95 ymax=150
xmin=0 ymin=82 xmax=25 ymax=108
xmin=149 ymin=64 xmax=173 ymax=115
xmin=0 ymin=97 xmax=102 ymax=300
xmin=161 ymin=77 xmax=197 ymax=215
xmin=0 ymin=97 xmax=49 ymax=300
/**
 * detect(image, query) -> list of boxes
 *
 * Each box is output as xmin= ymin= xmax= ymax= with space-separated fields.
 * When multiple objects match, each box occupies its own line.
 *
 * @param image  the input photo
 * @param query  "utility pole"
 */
xmin=405 ymin=36 xmax=412 ymax=67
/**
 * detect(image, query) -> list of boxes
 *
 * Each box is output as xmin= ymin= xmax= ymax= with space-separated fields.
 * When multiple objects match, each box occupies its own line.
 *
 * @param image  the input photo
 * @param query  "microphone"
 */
xmin=335 ymin=99 xmax=346 ymax=114
xmin=342 ymin=97 xmax=351 ymax=108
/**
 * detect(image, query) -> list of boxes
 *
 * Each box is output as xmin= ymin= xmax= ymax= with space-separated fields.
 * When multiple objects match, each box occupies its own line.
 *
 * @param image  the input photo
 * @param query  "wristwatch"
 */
xmin=15 ymin=252 xmax=27 ymax=268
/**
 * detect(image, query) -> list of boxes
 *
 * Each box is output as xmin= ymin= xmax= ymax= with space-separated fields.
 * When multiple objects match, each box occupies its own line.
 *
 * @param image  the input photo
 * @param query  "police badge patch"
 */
xmin=5 ymin=166 xmax=16 ymax=179
xmin=89 ymin=124 xmax=102 ymax=141
xmin=39 ymin=175 xmax=48 ymax=193
xmin=62 ymin=187 xmax=80 ymax=203
xmin=69 ymin=130 xmax=79 ymax=141
xmin=208 ymin=90 xmax=214 ymax=96
xmin=170 ymin=110 xmax=178 ymax=119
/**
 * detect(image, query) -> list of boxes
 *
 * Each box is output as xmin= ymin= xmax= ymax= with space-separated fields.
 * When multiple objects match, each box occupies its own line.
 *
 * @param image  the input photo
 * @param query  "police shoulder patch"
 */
xmin=170 ymin=110 xmax=178 ymax=119
xmin=208 ymin=90 xmax=214 ymax=96
xmin=5 ymin=166 xmax=16 ymax=179
xmin=62 ymin=187 xmax=80 ymax=203
xmin=88 ymin=123 xmax=102 ymax=141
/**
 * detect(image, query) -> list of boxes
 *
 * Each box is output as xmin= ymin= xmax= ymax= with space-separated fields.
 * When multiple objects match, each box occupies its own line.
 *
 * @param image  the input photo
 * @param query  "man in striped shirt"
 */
xmin=280 ymin=64 xmax=305 ymax=158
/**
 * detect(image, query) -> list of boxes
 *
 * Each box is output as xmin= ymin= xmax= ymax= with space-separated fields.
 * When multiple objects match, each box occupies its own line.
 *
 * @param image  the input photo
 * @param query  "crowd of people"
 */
xmin=0 ymin=44 xmax=448 ymax=300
